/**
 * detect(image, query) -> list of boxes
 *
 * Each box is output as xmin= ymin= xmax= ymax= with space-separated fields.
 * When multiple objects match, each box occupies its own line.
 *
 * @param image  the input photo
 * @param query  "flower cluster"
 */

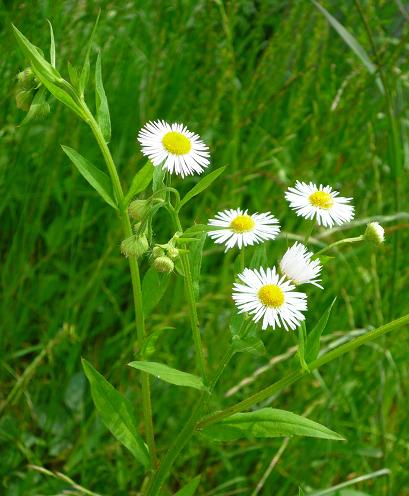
xmin=137 ymin=119 xmax=383 ymax=333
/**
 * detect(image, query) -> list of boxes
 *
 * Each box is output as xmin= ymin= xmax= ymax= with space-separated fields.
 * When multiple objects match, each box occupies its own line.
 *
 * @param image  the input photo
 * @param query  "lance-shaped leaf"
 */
xmin=12 ymin=25 xmax=85 ymax=119
xmin=201 ymin=407 xmax=344 ymax=441
xmin=95 ymin=52 xmax=111 ymax=143
xmin=47 ymin=20 xmax=56 ymax=68
xmin=124 ymin=161 xmax=154 ymax=207
xmin=179 ymin=166 xmax=225 ymax=209
xmin=61 ymin=145 xmax=117 ymax=209
xmin=173 ymin=475 xmax=202 ymax=496
xmin=142 ymin=267 xmax=170 ymax=317
xmin=305 ymin=298 xmax=336 ymax=363
xmin=79 ymin=11 xmax=100 ymax=96
xmin=128 ymin=361 xmax=208 ymax=391
xmin=82 ymin=359 xmax=150 ymax=467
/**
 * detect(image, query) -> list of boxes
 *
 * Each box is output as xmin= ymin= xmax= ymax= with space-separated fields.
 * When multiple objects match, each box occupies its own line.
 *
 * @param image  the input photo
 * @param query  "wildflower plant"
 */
xmin=12 ymin=20 xmax=409 ymax=496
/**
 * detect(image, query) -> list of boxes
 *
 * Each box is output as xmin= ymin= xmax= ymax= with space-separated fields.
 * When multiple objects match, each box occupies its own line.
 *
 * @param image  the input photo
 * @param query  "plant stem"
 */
xmin=170 ymin=209 xmax=207 ymax=379
xmin=83 ymin=105 xmax=156 ymax=464
xmin=198 ymin=313 xmax=409 ymax=428
xmin=314 ymin=235 xmax=364 ymax=258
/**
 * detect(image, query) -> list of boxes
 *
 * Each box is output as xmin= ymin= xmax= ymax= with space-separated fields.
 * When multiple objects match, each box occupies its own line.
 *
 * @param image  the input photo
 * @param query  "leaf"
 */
xmin=128 ymin=361 xmax=208 ymax=391
xmin=79 ymin=11 xmax=100 ymax=96
xmin=19 ymin=87 xmax=48 ymax=126
xmin=201 ymin=407 xmax=345 ymax=442
xmin=298 ymin=321 xmax=310 ymax=372
xmin=81 ymin=359 xmax=150 ymax=467
xmin=61 ymin=145 xmax=117 ymax=209
xmin=249 ymin=243 xmax=267 ymax=268
xmin=12 ymin=25 xmax=85 ymax=119
xmin=124 ymin=161 xmax=154 ymax=206
xmin=305 ymin=298 xmax=336 ymax=363
xmin=230 ymin=314 xmax=265 ymax=356
xmin=311 ymin=1 xmax=383 ymax=92
xmin=182 ymin=224 xmax=213 ymax=236
xmin=142 ymin=267 xmax=170 ymax=317
xmin=67 ymin=61 xmax=79 ymax=89
xmin=173 ymin=475 xmax=201 ymax=496
xmin=152 ymin=165 xmax=165 ymax=194
xmin=188 ymin=230 xmax=206 ymax=299
xmin=179 ymin=167 xmax=225 ymax=209
xmin=47 ymin=20 xmax=56 ymax=68
xmin=95 ymin=52 xmax=111 ymax=143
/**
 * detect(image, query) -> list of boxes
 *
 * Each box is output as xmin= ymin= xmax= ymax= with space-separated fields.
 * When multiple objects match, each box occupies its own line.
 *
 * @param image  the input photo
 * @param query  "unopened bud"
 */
xmin=153 ymin=255 xmax=174 ymax=273
xmin=17 ymin=67 xmax=37 ymax=90
xmin=152 ymin=245 xmax=165 ymax=258
xmin=121 ymin=234 xmax=149 ymax=258
xmin=364 ymin=222 xmax=385 ymax=245
xmin=166 ymin=245 xmax=179 ymax=259
xmin=128 ymin=199 xmax=149 ymax=221
xmin=16 ymin=89 xmax=34 ymax=111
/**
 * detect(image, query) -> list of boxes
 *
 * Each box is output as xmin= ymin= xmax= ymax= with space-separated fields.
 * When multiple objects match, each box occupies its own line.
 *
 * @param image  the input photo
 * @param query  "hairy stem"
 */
xmin=313 ymin=235 xmax=364 ymax=258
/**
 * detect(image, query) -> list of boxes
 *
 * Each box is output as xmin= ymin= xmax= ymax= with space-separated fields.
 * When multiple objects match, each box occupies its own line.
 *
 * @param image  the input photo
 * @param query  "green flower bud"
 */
xmin=121 ymin=234 xmax=149 ymax=258
xmin=15 ymin=89 xmax=34 ymax=111
xmin=166 ymin=245 xmax=179 ymax=259
xmin=364 ymin=222 xmax=385 ymax=245
xmin=128 ymin=199 xmax=149 ymax=221
xmin=17 ymin=67 xmax=37 ymax=90
xmin=153 ymin=255 xmax=174 ymax=273
xmin=152 ymin=245 xmax=165 ymax=258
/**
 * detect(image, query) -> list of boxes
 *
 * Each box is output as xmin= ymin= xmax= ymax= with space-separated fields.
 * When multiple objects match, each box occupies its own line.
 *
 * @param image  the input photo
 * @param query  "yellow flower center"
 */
xmin=309 ymin=191 xmax=334 ymax=209
xmin=162 ymin=131 xmax=191 ymax=155
xmin=230 ymin=214 xmax=255 ymax=233
xmin=258 ymin=284 xmax=285 ymax=308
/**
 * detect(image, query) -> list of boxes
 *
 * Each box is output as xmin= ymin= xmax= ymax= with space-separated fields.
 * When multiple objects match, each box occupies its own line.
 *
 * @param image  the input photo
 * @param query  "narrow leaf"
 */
xmin=61 ymin=145 xmax=117 ymax=209
xmin=67 ymin=61 xmax=79 ymax=89
xmin=95 ymin=52 xmax=111 ymax=143
xmin=298 ymin=321 xmax=310 ymax=372
xmin=79 ymin=11 xmax=100 ymax=96
xmin=311 ymin=1 xmax=383 ymax=92
xmin=179 ymin=166 xmax=225 ymax=209
xmin=128 ymin=361 xmax=208 ymax=391
xmin=82 ymin=359 xmax=150 ymax=467
xmin=305 ymin=298 xmax=337 ymax=363
xmin=47 ymin=20 xmax=56 ymax=68
xmin=142 ymin=267 xmax=170 ymax=317
xmin=188 ymin=231 xmax=206 ymax=299
xmin=124 ymin=161 xmax=154 ymax=206
xmin=201 ymin=408 xmax=344 ymax=441
xmin=173 ymin=475 xmax=201 ymax=496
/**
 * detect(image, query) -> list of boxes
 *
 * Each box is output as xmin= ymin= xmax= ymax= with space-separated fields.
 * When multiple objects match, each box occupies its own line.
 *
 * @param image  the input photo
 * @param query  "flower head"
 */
xmin=364 ymin=222 xmax=385 ymax=245
xmin=208 ymin=208 xmax=280 ymax=251
xmin=279 ymin=242 xmax=323 ymax=288
xmin=137 ymin=120 xmax=210 ymax=177
xmin=285 ymin=181 xmax=354 ymax=228
xmin=232 ymin=267 xmax=307 ymax=331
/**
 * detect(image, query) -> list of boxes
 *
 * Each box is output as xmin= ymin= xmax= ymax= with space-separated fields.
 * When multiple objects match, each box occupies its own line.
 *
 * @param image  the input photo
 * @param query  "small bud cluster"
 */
xmin=15 ymin=67 xmax=50 ymax=119
xmin=150 ymin=239 xmax=180 ymax=274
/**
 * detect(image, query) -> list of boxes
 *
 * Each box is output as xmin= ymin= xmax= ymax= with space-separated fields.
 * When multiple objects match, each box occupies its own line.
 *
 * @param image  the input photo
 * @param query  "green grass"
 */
xmin=1 ymin=0 xmax=409 ymax=494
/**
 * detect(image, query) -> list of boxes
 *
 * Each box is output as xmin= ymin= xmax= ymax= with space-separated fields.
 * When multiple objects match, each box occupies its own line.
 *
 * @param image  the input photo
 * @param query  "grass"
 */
xmin=1 ymin=0 xmax=409 ymax=494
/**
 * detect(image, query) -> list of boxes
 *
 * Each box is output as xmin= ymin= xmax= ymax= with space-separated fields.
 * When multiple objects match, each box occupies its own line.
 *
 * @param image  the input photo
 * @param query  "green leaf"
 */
xmin=95 ymin=52 xmax=111 ymax=143
xmin=124 ymin=161 xmax=154 ymax=207
xmin=12 ymin=25 xmax=85 ymax=119
xmin=305 ymin=298 xmax=337 ymax=363
xmin=142 ymin=267 xmax=170 ymax=317
xmin=19 ymin=87 xmax=48 ymax=126
xmin=47 ymin=20 xmax=56 ymax=68
xmin=201 ymin=407 xmax=345 ymax=441
xmin=179 ymin=167 xmax=225 ymax=209
xmin=81 ymin=359 xmax=150 ymax=467
xmin=311 ymin=1 xmax=383 ymax=92
xmin=67 ymin=61 xmax=79 ymax=89
xmin=152 ymin=165 xmax=165 ymax=194
xmin=61 ymin=145 xmax=117 ymax=209
xmin=188 ymin=230 xmax=206 ymax=299
xmin=182 ymin=224 xmax=213 ymax=236
xmin=230 ymin=314 xmax=265 ymax=356
xmin=128 ymin=361 xmax=208 ymax=391
xmin=79 ymin=11 xmax=100 ymax=96
xmin=249 ymin=243 xmax=267 ymax=268
xmin=173 ymin=475 xmax=201 ymax=496
xmin=297 ymin=321 xmax=310 ymax=372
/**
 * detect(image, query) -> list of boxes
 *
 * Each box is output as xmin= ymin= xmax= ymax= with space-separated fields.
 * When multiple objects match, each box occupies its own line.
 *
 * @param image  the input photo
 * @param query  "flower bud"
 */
xmin=15 ymin=89 xmax=34 ymax=111
xmin=166 ymin=245 xmax=179 ymax=259
xmin=121 ymin=234 xmax=149 ymax=258
xmin=152 ymin=245 xmax=165 ymax=258
xmin=153 ymin=255 xmax=174 ymax=273
xmin=128 ymin=199 xmax=149 ymax=221
xmin=364 ymin=222 xmax=385 ymax=245
xmin=17 ymin=67 xmax=37 ymax=90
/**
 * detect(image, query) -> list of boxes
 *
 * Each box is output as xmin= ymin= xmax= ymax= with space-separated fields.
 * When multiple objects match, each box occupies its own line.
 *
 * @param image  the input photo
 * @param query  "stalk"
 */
xmin=82 ymin=105 xmax=156 ymax=464
xmin=313 ymin=235 xmax=364 ymax=258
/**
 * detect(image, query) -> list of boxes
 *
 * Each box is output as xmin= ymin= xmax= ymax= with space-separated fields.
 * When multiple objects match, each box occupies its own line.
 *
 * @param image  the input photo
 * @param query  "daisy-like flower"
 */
xmin=208 ymin=208 xmax=280 ymax=251
xmin=137 ymin=120 xmax=210 ymax=177
xmin=279 ymin=242 xmax=323 ymax=288
xmin=285 ymin=181 xmax=354 ymax=228
xmin=233 ymin=267 xmax=307 ymax=331
xmin=364 ymin=222 xmax=385 ymax=245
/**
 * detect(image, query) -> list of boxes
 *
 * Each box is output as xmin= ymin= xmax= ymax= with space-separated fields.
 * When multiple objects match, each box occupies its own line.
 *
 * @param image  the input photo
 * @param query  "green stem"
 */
xmin=198 ymin=313 xmax=409 ymax=429
xmin=83 ymin=105 xmax=156 ymax=464
xmin=314 ymin=235 xmax=364 ymax=258
xmin=170 ymin=209 xmax=207 ymax=379
xmin=303 ymin=221 xmax=315 ymax=245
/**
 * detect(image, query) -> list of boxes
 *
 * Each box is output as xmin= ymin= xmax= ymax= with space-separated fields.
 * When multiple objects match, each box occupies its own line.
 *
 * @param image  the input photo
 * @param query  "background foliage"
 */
xmin=1 ymin=0 xmax=408 ymax=494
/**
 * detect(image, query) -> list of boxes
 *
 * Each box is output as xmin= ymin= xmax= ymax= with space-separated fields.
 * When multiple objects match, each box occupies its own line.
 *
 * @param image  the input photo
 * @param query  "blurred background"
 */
xmin=1 ymin=0 xmax=409 ymax=494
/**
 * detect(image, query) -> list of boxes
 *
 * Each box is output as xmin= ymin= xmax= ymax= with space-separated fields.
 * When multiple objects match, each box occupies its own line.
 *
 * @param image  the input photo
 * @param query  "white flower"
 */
xmin=137 ymin=120 xmax=210 ymax=177
xmin=285 ymin=181 xmax=354 ymax=228
xmin=364 ymin=222 xmax=385 ymax=245
xmin=279 ymin=242 xmax=323 ymax=288
xmin=208 ymin=208 xmax=280 ymax=251
xmin=232 ymin=267 xmax=307 ymax=331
